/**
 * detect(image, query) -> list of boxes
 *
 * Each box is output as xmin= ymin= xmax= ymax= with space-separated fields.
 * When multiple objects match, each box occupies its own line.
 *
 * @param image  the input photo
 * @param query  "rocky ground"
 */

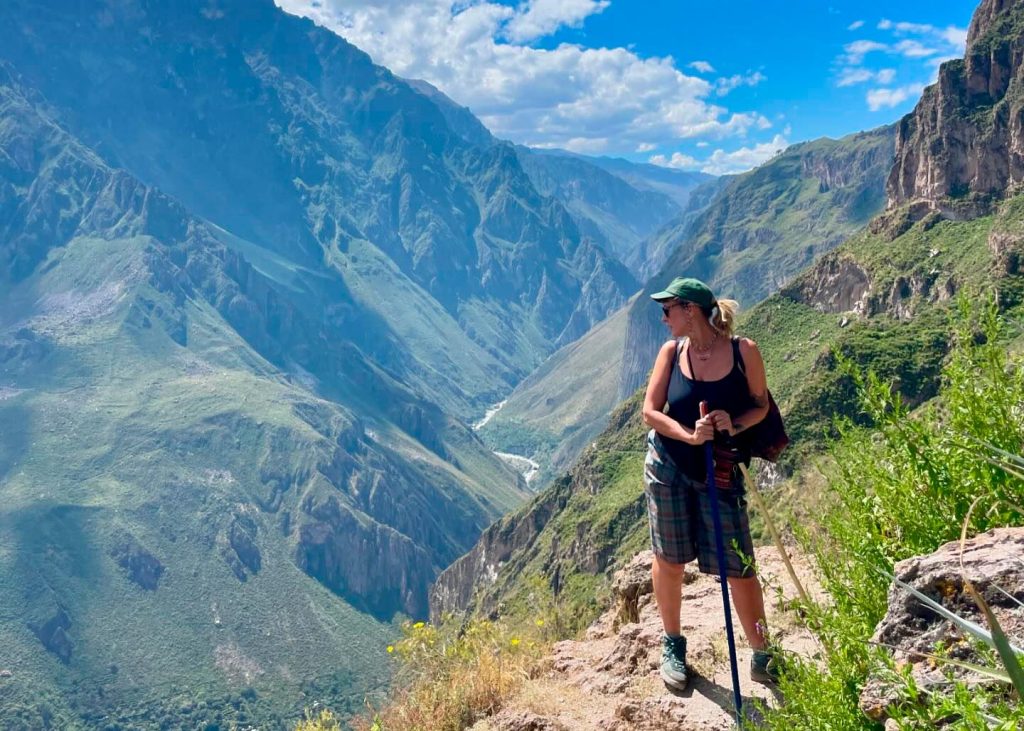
xmin=470 ymin=545 xmax=822 ymax=731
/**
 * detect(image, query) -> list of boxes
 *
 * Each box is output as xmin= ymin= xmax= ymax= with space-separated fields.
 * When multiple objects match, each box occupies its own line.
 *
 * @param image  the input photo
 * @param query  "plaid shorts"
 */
xmin=643 ymin=430 xmax=756 ymax=578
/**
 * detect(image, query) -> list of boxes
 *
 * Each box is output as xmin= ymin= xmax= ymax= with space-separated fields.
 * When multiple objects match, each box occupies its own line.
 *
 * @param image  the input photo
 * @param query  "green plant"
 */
xmin=758 ymin=298 xmax=1024 ymax=730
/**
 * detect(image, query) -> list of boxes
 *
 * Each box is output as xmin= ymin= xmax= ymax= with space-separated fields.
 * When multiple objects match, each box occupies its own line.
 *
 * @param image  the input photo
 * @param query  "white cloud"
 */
xmin=926 ymin=54 xmax=960 ymax=70
xmin=836 ymin=67 xmax=874 ymax=86
xmin=894 ymin=39 xmax=938 ymax=58
xmin=635 ymin=142 xmax=656 ymax=153
xmin=842 ymin=39 xmax=889 ymax=64
xmin=836 ymin=16 xmax=967 ymax=107
xmin=715 ymin=70 xmax=766 ymax=97
xmin=504 ymin=0 xmax=610 ymax=43
xmin=837 ymin=66 xmax=896 ymax=87
xmin=876 ymin=18 xmax=967 ymax=53
xmin=695 ymin=141 xmax=709 ymax=148
xmin=275 ymin=0 xmax=771 ymax=154
xmin=875 ymin=68 xmax=897 ymax=84
xmin=689 ymin=60 xmax=715 ymax=74
xmin=942 ymin=26 xmax=968 ymax=49
xmin=650 ymin=134 xmax=789 ymax=175
xmin=698 ymin=134 xmax=789 ymax=175
xmin=848 ymin=20 xmax=864 ymax=30
xmin=648 ymin=151 xmax=700 ymax=170
xmin=866 ymin=83 xmax=925 ymax=111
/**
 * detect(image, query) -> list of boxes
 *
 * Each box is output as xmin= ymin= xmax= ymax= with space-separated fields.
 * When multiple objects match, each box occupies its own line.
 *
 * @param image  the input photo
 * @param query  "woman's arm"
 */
xmin=642 ymin=340 xmax=711 ymax=445
xmin=729 ymin=337 xmax=770 ymax=436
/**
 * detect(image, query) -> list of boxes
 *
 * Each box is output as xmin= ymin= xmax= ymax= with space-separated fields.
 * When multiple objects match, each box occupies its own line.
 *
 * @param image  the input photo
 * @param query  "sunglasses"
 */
xmin=661 ymin=302 xmax=687 ymax=316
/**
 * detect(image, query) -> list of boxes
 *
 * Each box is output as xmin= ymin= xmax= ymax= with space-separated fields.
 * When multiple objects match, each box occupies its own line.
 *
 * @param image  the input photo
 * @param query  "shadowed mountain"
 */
xmin=0 ymin=0 xmax=644 ymax=726
xmin=514 ymin=148 xmax=712 ymax=273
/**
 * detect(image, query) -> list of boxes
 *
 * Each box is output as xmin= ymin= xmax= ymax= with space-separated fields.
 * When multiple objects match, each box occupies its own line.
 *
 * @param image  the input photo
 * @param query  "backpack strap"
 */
xmin=732 ymin=336 xmax=746 ymax=375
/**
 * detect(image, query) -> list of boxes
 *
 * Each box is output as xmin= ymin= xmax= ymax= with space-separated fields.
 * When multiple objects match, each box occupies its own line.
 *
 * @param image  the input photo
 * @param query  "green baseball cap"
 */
xmin=650 ymin=277 xmax=716 ymax=309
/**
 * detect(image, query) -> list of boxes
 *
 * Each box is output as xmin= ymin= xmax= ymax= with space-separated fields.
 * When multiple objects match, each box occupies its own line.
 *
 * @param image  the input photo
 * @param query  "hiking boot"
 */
xmin=660 ymin=634 xmax=689 ymax=690
xmin=750 ymin=648 xmax=781 ymax=684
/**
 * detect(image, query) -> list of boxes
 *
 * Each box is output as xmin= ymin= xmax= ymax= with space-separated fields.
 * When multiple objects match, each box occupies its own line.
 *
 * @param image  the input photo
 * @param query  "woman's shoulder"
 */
xmin=735 ymin=336 xmax=760 ymax=354
xmin=659 ymin=338 xmax=682 ymax=354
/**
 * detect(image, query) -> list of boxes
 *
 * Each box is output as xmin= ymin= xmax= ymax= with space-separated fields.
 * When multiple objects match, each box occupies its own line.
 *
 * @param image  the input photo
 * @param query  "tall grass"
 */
xmin=344 ymin=613 xmax=554 ymax=731
xmin=760 ymin=298 xmax=1024 ymax=729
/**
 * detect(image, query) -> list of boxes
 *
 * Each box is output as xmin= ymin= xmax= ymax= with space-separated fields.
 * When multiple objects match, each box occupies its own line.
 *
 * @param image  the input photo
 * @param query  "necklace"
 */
xmin=690 ymin=332 xmax=718 ymax=361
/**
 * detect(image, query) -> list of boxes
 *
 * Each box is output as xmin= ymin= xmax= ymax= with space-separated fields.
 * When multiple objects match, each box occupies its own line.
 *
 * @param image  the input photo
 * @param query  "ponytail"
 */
xmin=708 ymin=298 xmax=738 ymax=337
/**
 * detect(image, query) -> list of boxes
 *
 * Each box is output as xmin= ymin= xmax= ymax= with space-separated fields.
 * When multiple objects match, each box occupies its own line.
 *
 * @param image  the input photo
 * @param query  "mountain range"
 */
xmin=480 ymin=124 xmax=898 ymax=485
xmin=0 ymin=0 xmax=700 ymax=727
xmin=435 ymin=0 xmax=1024 ymax=656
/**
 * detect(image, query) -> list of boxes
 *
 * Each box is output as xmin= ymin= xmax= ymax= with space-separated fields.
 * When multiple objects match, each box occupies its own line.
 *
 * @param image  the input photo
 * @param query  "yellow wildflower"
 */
xmin=535 ymin=619 xmax=545 ymax=627
xmin=510 ymin=638 xmax=521 ymax=647
xmin=413 ymin=621 xmax=425 ymax=629
xmin=387 ymin=645 xmax=394 ymax=653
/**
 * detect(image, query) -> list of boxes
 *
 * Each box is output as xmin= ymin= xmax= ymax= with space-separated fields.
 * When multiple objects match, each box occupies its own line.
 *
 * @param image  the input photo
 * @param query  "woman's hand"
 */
xmin=689 ymin=415 xmax=715 ymax=445
xmin=708 ymin=409 xmax=734 ymax=435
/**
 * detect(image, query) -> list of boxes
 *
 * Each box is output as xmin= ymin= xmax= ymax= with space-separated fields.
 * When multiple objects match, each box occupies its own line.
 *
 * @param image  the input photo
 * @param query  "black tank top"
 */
xmin=661 ymin=337 xmax=753 ymax=481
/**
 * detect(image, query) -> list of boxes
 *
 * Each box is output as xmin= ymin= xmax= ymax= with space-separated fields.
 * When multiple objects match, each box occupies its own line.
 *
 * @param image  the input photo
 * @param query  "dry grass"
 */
xmin=344 ymin=617 xmax=554 ymax=731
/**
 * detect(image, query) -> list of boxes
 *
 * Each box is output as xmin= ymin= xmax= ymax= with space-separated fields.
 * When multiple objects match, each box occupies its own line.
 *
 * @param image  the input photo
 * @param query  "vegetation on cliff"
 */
xmin=760 ymin=301 xmax=1024 ymax=729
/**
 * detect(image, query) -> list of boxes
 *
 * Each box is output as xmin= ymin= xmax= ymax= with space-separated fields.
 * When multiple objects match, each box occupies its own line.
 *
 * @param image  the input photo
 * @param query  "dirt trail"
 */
xmin=471 ymin=546 xmax=822 ymax=730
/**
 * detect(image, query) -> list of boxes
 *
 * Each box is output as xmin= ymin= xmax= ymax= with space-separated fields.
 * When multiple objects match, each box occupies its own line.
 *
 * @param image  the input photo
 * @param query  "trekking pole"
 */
xmin=701 ymin=401 xmax=743 ymax=726
xmin=738 ymin=463 xmax=810 ymax=605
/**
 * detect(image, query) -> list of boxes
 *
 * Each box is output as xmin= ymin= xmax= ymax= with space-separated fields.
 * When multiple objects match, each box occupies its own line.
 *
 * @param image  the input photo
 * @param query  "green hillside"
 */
xmin=478 ymin=294 xmax=638 ymax=488
xmin=0 ymin=60 xmax=538 ymax=726
xmin=480 ymin=126 xmax=898 ymax=485
xmin=434 ymin=192 xmax=1024 ymax=629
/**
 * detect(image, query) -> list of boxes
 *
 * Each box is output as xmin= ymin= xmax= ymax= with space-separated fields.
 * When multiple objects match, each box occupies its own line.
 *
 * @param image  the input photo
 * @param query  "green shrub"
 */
xmin=759 ymin=299 xmax=1024 ymax=729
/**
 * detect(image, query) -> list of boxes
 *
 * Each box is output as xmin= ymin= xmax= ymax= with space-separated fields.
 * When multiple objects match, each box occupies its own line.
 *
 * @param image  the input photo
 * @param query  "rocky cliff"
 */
xmin=887 ymin=0 xmax=1024 ymax=219
xmin=432 ymin=393 xmax=649 ymax=623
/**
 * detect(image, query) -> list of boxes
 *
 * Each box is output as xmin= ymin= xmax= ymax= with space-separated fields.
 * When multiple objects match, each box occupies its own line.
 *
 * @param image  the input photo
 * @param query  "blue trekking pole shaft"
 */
xmin=701 ymin=401 xmax=742 ymax=725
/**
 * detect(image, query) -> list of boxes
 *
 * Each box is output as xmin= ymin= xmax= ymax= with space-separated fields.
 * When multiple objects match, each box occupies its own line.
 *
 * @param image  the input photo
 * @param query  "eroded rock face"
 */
xmin=429 ymin=478 xmax=572 ymax=619
xmin=222 ymin=514 xmax=261 ymax=582
xmin=28 ymin=608 xmax=73 ymax=663
xmin=781 ymin=254 xmax=872 ymax=315
xmin=109 ymin=532 xmax=164 ymax=591
xmin=295 ymin=493 xmax=435 ymax=619
xmin=860 ymin=528 xmax=1024 ymax=723
xmin=489 ymin=710 xmax=568 ymax=731
xmin=887 ymin=0 xmax=1024 ymax=215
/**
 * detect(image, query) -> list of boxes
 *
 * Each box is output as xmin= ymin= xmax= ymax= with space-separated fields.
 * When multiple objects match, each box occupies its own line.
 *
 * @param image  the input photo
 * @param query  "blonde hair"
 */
xmin=708 ymin=298 xmax=738 ymax=337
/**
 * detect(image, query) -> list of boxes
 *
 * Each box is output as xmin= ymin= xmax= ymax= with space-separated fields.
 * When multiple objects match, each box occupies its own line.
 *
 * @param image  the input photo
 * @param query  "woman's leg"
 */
xmin=727 ymin=575 xmax=768 ymax=649
xmin=652 ymin=554 xmax=686 ymax=635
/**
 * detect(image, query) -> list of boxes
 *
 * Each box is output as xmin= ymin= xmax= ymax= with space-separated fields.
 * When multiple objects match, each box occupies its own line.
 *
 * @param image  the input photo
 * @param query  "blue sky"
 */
xmin=277 ymin=0 xmax=977 ymax=174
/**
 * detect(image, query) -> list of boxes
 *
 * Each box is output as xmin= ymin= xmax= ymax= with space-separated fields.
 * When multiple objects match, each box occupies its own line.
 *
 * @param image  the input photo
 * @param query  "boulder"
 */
xmin=860 ymin=527 xmax=1024 ymax=722
xmin=489 ymin=709 xmax=567 ymax=731
xmin=610 ymin=550 xmax=655 ymax=628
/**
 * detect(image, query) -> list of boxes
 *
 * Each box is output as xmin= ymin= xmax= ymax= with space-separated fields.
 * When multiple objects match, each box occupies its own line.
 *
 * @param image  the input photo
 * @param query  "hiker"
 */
xmin=641 ymin=276 xmax=778 ymax=690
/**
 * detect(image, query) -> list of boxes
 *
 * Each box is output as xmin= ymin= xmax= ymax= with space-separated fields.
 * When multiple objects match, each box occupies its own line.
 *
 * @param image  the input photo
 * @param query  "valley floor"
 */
xmin=470 ymin=545 xmax=821 ymax=731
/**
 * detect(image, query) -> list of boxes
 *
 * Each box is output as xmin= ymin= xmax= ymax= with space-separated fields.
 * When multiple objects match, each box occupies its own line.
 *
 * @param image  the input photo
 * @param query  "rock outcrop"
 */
xmin=109 ymin=532 xmax=165 ymax=591
xmin=468 ymin=546 xmax=820 ymax=731
xmin=28 ymin=607 xmax=74 ymax=663
xmin=782 ymin=249 xmax=958 ymax=322
xmin=430 ymin=397 xmax=646 ymax=622
xmin=221 ymin=514 xmax=262 ymax=582
xmin=887 ymin=0 xmax=1024 ymax=218
xmin=860 ymin=528 xmax=1024 ymax=724
xmin=430 ymin=469 xmax=577 ymax=619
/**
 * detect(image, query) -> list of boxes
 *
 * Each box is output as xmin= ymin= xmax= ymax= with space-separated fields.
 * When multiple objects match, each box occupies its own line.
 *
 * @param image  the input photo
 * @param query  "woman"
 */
xmin=641 ymin=276 xmax=777 ymax=690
